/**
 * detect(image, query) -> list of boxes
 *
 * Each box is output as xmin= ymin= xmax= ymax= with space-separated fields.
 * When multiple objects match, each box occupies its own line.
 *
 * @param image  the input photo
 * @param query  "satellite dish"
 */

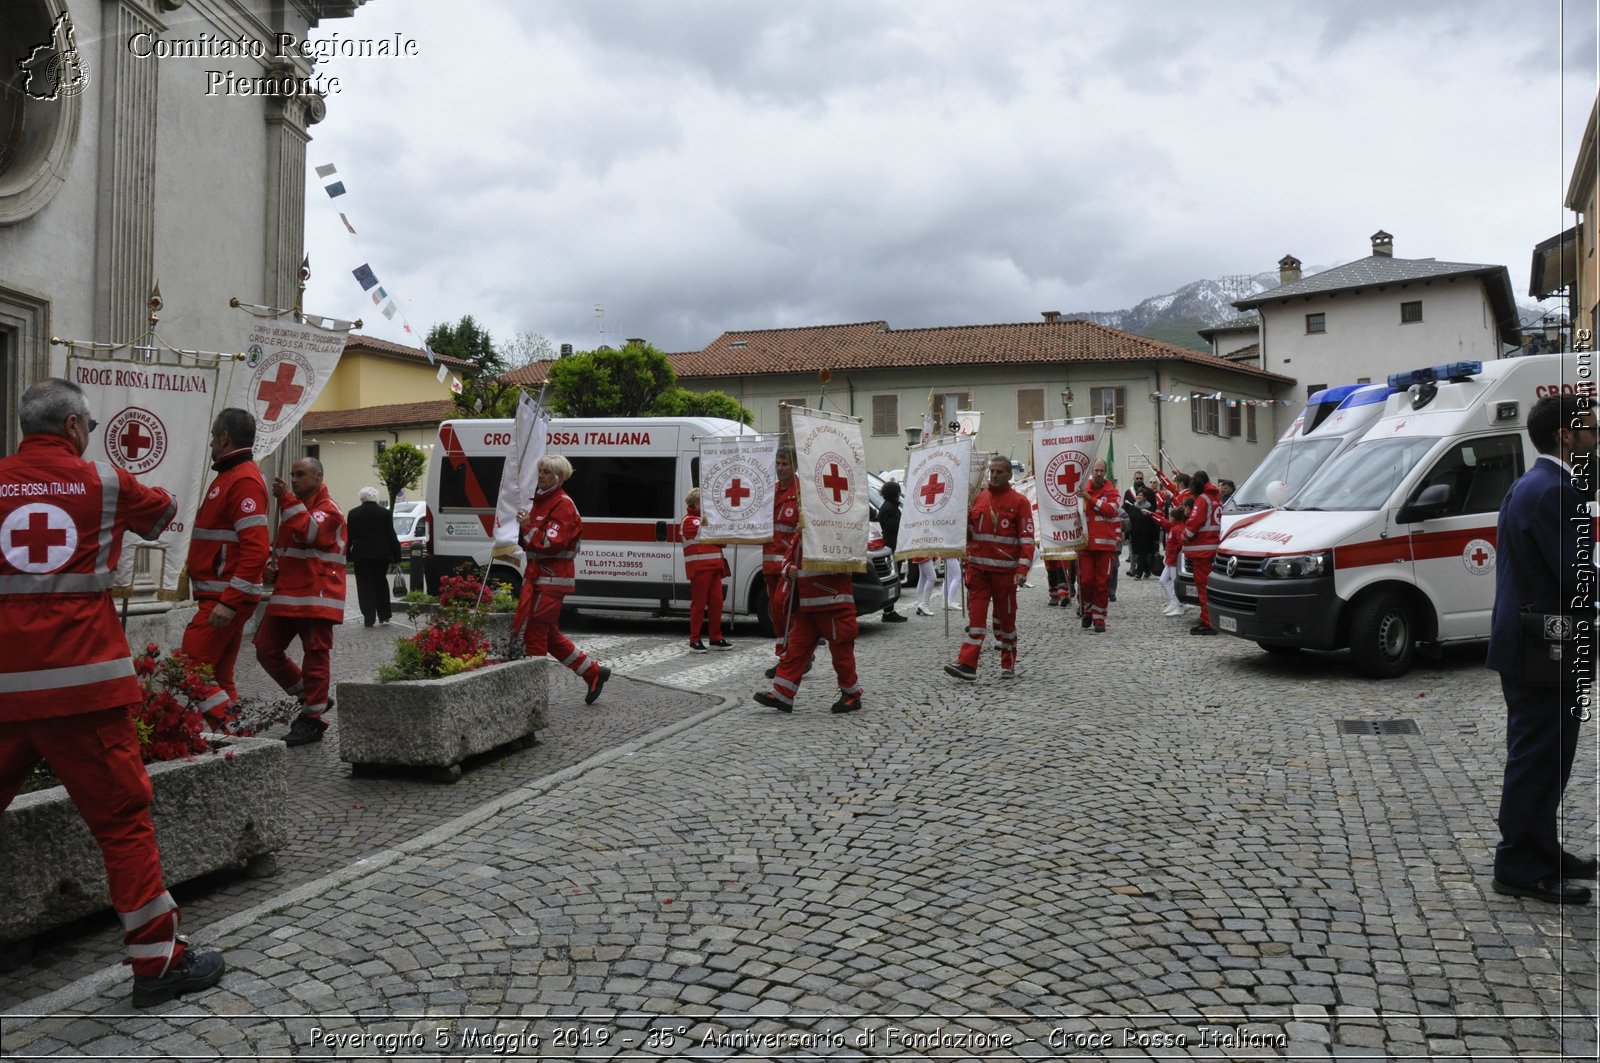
xmin=1264 ymin=480 xmax=1291 ymax=508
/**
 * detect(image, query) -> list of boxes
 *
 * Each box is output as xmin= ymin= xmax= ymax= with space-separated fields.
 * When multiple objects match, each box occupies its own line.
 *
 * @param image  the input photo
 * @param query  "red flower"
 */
xmin=126 ymin=646 xmax=216 ymax=763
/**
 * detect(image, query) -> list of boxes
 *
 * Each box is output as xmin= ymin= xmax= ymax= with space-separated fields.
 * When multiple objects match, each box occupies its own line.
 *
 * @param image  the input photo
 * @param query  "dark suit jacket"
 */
xmin=1487 ymin=455 xmax=1589 ymax=679
xmin=346 ymin=499 xmax=402 ymax=564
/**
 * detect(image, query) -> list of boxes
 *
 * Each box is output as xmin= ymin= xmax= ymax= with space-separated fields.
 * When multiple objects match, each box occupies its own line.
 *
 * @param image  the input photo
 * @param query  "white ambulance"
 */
xmin=422 ymin=416 xmax=899 ymax=632
xmin=1206 ymin=353 xmax=1587 ymax=677
xmin=1178 ymin=382 xmax=1394 ymax=602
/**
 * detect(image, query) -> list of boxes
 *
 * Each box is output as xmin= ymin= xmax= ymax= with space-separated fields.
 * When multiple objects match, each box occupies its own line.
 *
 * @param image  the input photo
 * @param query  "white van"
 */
xmin=1178 ymin=382 xmax=1393 ymax=601
xmin=423 ymin=416 xmax=899 ymax=632
xmin=1206 ymin=354 xmax=1586 ymax=677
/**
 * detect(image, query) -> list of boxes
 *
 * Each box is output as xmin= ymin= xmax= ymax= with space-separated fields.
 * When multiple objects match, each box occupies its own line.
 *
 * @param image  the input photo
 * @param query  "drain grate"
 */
xmin=1339 ymin=719 xmax=1421 ymax=736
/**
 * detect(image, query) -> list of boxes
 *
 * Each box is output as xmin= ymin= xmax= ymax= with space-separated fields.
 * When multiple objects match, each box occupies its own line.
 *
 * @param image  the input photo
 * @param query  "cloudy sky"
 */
xmin=300 ymin=1 xmax=1599 ymax=357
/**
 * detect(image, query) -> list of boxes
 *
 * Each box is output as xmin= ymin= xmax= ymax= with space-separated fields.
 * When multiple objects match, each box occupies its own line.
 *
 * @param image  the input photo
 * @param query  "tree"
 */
xmin=650 ymin=386 xmax=753 ymax=424
xmin=375 ymin=442 xmax=427 ymax=508
xmin=502 ymin=330 xmax=556 ymax=369
xmin=547 ymin=341 xmax=678 ymax=417
xmin=427 ymin=315 xmax=519 ymax=418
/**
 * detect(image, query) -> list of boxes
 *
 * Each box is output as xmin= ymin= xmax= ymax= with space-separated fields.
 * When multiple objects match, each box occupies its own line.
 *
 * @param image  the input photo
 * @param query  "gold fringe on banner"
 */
xmin=698 ymin=535 xmax=769 ymax=546
xmin=894 ymin=546 xmax=965 ymax=561
xmin=799 ymin=561 xmax=867 ymax=575
xmin=1039 ymin=546 xmax=1081 ymax=561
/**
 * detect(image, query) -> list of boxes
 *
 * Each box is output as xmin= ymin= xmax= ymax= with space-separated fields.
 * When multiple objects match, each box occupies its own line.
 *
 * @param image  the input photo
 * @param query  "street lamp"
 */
xmin=903 ymin=426 xmax=922 ymax=449
xmin=1060 ymin=387 xmax=1074 ymax=418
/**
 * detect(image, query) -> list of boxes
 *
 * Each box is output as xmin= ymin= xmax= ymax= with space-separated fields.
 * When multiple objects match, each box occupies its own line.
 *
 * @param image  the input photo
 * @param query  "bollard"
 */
xmin=409 ymin=542 xmax=426 ymax=593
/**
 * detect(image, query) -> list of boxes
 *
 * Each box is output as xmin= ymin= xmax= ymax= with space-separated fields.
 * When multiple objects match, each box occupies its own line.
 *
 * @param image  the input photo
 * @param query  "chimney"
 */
xmin=625 ymin=337 xmax=646 ymax=346
xmin=559 ymin=343 xmax=573 ymax=357
xmin=1041 ymin=310 xmax=1061 ymax=323
xmin=1370 ymin=229 xmax=1393 ymax=257
xmin=1278 ymin=254 xmax=1302 ymax=285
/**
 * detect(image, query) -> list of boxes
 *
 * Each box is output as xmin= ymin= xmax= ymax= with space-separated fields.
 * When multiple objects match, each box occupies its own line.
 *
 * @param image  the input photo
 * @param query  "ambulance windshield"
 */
xmin=1287 ymin=436 xmax=1438 ymax=512
xmin=1226 ymin=437 xmax=1342 ymax=512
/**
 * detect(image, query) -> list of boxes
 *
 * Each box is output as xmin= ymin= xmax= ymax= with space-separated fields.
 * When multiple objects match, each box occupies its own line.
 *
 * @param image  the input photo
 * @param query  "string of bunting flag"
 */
xmin=1148 ymin=390 xmax=1295 ymax=406
xmin=313 ymin=163 xmax=463 ymax=395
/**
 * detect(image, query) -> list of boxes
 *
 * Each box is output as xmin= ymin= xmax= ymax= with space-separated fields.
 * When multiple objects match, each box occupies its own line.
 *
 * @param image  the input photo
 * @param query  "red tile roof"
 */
xmin=502 ymin=319 xmax=1294 ymax=386
xmin=302 ymin=399 xmax=455 ymax=433
xmin=344 ymin=333 xmax=474 ymax=370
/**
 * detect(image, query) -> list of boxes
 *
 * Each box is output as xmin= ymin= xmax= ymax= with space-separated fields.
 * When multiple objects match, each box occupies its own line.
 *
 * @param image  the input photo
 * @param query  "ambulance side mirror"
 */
xmin=1398 ymin=482 xmax=1452 ymax=523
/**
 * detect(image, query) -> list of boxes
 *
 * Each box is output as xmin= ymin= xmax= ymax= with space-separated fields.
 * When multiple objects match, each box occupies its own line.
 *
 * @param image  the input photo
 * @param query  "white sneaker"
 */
xmin=945 ymin=601 xmax=962 ymax=611
xmin=915 ymin=604 xmax=935 ymax=617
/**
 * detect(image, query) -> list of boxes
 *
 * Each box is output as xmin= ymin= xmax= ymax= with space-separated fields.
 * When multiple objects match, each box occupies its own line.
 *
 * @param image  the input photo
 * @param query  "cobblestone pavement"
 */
xmin=2 ymin=572 xmax=1597 ymax=1060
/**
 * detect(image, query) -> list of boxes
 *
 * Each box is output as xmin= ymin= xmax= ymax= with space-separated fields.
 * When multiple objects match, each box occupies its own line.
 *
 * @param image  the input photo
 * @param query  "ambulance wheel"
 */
xmin=1349 ymin=591 xmax=1415 ymax=678
xmin=1257 ymin=642 xmax=1300 ymax=656
xmin=749 ymin=582 xmax=775 ymax=638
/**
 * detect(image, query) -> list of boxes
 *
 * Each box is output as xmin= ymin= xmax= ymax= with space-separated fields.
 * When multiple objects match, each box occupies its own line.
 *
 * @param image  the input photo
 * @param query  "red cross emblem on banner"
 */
xmin=822 ymin=463 xmax=850 ymax=503
xmin=724 ymin=478 xmax=751 ymax=508
xmin=257 ymin=362 xmax=306 ymax=422
xmin=118 ymin=421 xmax=153 ymax=460
xmin=919 ymin=473 xmax=947 ymax=507
xmin=1056 ymin=463 xmax=1081 ymax=493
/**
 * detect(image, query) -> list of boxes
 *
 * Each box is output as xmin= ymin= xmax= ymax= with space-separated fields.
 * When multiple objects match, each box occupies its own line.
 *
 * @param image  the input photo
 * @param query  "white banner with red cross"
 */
xmin=895 ymin=434 xmax=972 ymax=561
xmin=789 ymin=407 xmax=868 ymax=573
xmin=697 ymin=433 xmax=777 ymax=545
xmin=223 ymin=317 xmax=346 ymax=458
xmin=492 ymin=391 xmax=552 ymax=565
xmin=1031 ymin=417 xmax=1105 ymax=559
xmin=67 ymin=353 xmax=217 ymax=597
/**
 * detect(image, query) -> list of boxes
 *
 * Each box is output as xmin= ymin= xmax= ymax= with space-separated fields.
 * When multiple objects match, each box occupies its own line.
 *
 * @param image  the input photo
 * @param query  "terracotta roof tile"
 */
xmin=302 ymin=399 xmax=455 ymax=433
xmin=344 ymin=333 xmax=474 ymax=370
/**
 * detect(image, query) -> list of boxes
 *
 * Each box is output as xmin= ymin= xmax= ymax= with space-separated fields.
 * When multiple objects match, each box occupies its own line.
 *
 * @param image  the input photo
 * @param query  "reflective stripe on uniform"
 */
xmin=229 ymin=576 xmax=265 ymax=596
xmin=91 ymin=462 xmax=118 ymax=569
xmin=798 ymin=592 xmax=852 ymax=608
xmin=0 ymin=656 xmax=134 ymax=693
xmin=968 ymin=556 xmax=1018 ymax=570
xmin=0 ymin=570 xmax=117 ymax=594
xmin=191 ymin=579 xmax=227 ymax=593
xmin=191 ymin=528 xmax=238 ymax=542
xmin=539 ymin=577 xmax=576 ymax=591
xmin=971 ymin=533 xmax=1022 ymax=546
xmin=119 ymin=891 xmax=178 ymax=931
xmin=234 ymin=514 xmax=269 ymax=531
xmin=267 ymin=594 xmax=344 ymax=611
xmin=278 ymin=547 xmax=347 ymax=565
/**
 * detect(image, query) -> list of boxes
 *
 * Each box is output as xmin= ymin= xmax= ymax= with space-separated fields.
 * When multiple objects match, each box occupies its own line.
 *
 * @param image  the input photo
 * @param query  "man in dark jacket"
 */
xmin=877 ymin=480 xmax=906 ymax=622
xmin=345 ymin=486 xmax=402 ymax=626
xmin=1489 ymin=393 xmax=1596 ymax=905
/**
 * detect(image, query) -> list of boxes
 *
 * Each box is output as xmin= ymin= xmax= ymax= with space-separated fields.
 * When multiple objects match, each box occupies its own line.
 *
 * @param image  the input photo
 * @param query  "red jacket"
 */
xmin=1081 ymin=478 xmax=1122 ymax=551
xmin=519 ymin=486 xmax=581 ymax=593
xmin=1151 ymin=511 xmax=1185 ymax=567
xmin=966 ymin=484 xmax=1035 ymax=576
xmin=1183 ymin=484 xmax=1223 ymax=556
xmin=763 ymin=477 xmax=800 ymax=575
xmin=186 ymin=449 xmax=270 ymax=611
xmin=681 ymin=505 xmax=725 ymax=577
xmin=0 ymin=434 xmax=176 ymax=721
xmin=266 ymin=483 xmax=346 ymax=622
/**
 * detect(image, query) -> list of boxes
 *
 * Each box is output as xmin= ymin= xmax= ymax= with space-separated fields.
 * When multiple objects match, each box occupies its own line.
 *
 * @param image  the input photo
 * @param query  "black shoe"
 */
xmin=131 ymin=948 xmax=225 ymax=1008
xmin=1047 ymin=598 xmax=1059 ymax=607
xmin=1190 ymin=624 xmax=1216 ymax=636
xmin=1109 ymin=593 xmax=1117 ymax=602
xmin=284 ymin=712 xmax=327 ymax=747
xmin=1082 ymin=614 xmax=1092 ymax=629
xmin=363 ymin=619 xmax=375 ymax=628
xmin=709 ymin=639 xmax=734 ymax=650
xmin=1563 ymin=852 xmax=1600 ymax=879
xmin=764 ymin=664 xmax=778 ymax=679
xmin=881 ymin=611 xmax=908 ymax=623
xmin=753 ymin=691 xmax=792 ymax=713
xmin=584 ymin=665 xmax=611 ymax=705
xmin=943 ymin=662 xmax=977 ymax=681
xmin=1492 ymin=876 xmax=1593 ymax=905
xmin=1093 ymin=622 xmax=1106 ymax=633
xmin=831 ymin=692 xmax=862 ymax=714
xmin=688 ymin=640 xmax=708 ymax=654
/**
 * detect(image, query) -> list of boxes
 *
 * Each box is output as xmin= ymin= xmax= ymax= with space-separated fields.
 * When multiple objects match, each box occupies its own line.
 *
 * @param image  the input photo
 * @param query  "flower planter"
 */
xmin=0 ymin=734 xmax=288 ymax=945
xmin=336 ymin=657 xmax=549 ymax=783
xmin=397 ymin=604 xmax=517 ymax=657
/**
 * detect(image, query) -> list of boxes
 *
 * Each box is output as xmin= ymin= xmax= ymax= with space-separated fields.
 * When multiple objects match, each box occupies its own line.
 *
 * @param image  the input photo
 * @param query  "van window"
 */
xmin=1290 ymin=436 xmax=1438 ymax=512
xmin=438 ymin=455 xmax=505 ymax=511
xmin=1409 ymin=435 xmax=1523 ymax=518
xmin=566 ymin=456 xmax=676 ymax=519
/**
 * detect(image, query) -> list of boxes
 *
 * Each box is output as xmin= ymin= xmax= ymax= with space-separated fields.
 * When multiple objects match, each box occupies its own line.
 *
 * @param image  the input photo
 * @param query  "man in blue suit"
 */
xmin=1489 ymin=392 xmax=1596 ymax=905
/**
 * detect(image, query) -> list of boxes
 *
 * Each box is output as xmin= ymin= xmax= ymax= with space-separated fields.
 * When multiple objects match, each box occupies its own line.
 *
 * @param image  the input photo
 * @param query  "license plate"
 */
xmin=1217 ymin=615 xmax=1237 ymax=633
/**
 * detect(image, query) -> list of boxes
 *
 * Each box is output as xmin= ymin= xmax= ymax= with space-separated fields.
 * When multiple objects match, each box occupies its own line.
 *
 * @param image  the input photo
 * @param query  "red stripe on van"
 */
xmin=586 ymin=520 xmax=668 ymax=543
xmin=1333 ymin=527 xmax=1497 ymax=570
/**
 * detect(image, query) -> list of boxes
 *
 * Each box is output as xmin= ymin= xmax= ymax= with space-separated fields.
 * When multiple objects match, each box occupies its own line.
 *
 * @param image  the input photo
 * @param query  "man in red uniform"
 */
xmin=255 ymin=457 xmax=347 ymax=746
xmin=1077 ymin=458 xmax=1122 ymax=632
xmin=753 ymin=536 xmax=862 ymax=714
xmin=0 ymin=379 xmax=224 ymax=1007
xmin=945 ymin=454 xmax=1035 ymax=680
xmin=1183 ymin=469 xmax=1223 ymax=635
xmin=181 ymin=407 xmax=269 ymax=735
xmin=513 ymin=454 xmax=611 ymax=704
xmin=762 ymin=445 xmax=800 ymax=678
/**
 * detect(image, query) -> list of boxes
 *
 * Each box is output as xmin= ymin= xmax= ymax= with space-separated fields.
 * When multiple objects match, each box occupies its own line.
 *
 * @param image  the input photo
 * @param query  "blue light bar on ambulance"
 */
xmin=1302 ymin=384 xmax=1364 ymax=434
xmin=1386 ymin=361 xmax=1482 ymax=390
xmin=1335 ymin=383 xmax=1394 ymax=410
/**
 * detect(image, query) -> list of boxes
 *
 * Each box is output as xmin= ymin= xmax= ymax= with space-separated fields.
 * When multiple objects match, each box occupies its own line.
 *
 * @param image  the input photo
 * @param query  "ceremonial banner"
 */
xmin=491 ymin=392 xmax=550 ymax=565
xmin=226 ymin=318 xmax=345 ymax=458
xmin=956 ymin=410 xmax=982 ymax=439
xmin=895 ymin=434 xmax=972 ymax=561
xmin=697 ymin=434 xmax=777 ymax=545
xmin=1031 ymin=417 xmax=1106 ymax=559
xmin=68 ymin=353 xmax=217 ymax=596
xmin=790 ymin=407 xmax=868 ymax=573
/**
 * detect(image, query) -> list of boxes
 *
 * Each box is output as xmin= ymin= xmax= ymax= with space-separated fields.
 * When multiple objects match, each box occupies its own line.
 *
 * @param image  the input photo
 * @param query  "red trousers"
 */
xmin=688 ymin=570 xmax=724 ymax=642
xmin=516 ymin=585 xmax=599 ymax=680
xmin=1077 ymin=549 xmax=1115 ymax=626
xmin=1189 ymin=550 xmax=1216 ymax=627
xmin=957 ymin=567 xmax=1019 ymax=671
xmin=768 ymin=607 xmax=858 ymax=708
xmin=0 ymin=710 xmax=185 ymax=976
xmin=764 ymin=572 xmax=788 ymax=658
xmin=254 ymin=615 xmax=335 ymax=713
xmin=180 ymin=599 xmax=256 ymax=724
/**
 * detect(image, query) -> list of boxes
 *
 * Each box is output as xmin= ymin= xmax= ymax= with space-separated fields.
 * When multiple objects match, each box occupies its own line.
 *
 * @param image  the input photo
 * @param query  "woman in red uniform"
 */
xmin=681 ymin=488 xmax=732 ymax=652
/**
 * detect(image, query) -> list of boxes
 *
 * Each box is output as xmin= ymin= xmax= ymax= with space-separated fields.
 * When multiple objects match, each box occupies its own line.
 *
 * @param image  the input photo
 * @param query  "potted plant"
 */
xmin=339 ymin=575 xmax=548 ymax=783
xmin=0 ymin=645 xmax=288 ymax=947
